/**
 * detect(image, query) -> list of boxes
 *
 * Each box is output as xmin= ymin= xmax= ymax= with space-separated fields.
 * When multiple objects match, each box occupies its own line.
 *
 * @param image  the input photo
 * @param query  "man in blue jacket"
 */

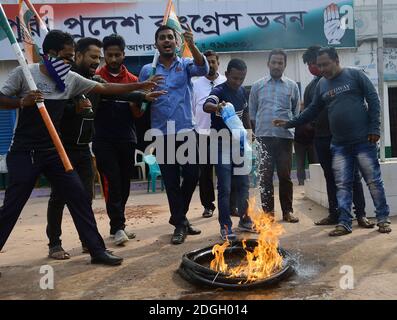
xmin=274 ymin=47 xmax=391 ymax=236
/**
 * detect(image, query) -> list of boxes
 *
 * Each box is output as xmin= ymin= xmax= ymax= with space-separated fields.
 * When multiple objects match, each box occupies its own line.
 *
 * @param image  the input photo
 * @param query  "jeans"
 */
xmin=315 ymin=136 xmax=366 ymax=219
xmin=331 ymin=142 xmax=389 ymax=231
xmin=215 ymin=142 xmax=249 ymax=230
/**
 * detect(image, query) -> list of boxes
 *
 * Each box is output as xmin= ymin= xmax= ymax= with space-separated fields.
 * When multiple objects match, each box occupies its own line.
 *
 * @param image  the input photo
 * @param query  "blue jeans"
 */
xmin=331 ymin=142 xmax=389 ymax=231
xmin=215 ymin=143 xmax=249 ymax=230
xmin=315 ymin=136 xmax=366 ymax=219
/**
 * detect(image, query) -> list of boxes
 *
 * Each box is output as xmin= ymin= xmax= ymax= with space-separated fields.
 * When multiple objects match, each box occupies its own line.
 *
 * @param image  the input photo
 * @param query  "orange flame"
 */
xmin=209 ymin=198 xmax=285 ymax=282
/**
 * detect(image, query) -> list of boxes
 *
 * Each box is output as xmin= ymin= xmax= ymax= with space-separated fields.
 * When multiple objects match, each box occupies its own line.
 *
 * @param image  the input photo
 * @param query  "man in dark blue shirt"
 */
xmin=204 ymin=58 xmax=254 ymax=241
xmin=274 ymin=47 xmax=391 ymax=236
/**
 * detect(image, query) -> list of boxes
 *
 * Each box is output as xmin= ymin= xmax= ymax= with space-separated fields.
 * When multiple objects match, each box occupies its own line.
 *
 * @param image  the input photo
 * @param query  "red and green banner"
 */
xmin=1 ymin=0 xmax=355 ymax=60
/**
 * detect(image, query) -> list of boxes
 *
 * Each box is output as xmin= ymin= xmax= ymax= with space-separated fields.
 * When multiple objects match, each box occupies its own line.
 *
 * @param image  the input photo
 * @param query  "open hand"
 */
xmin=148 ymin=74 xmax=164 ymax=85
xmin=144 ymin=90 xmax=167 ymax=102
xmin=272 ymin=119 xmax=287 ymax=127
xmin=324 ymin=3 xmax=346 ymax=45
xmin=183 ymin=24 xmax=195 ymax=48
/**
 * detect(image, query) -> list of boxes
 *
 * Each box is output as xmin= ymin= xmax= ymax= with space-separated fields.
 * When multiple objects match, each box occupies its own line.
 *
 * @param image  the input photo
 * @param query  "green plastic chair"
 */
xmin=143 ymin=154 xmax=164 ymax=192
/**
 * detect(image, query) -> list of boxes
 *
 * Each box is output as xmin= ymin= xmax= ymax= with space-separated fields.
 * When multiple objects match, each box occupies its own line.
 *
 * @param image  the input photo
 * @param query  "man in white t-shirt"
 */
xmin=192 ymin=50 xmax=226 ymax=218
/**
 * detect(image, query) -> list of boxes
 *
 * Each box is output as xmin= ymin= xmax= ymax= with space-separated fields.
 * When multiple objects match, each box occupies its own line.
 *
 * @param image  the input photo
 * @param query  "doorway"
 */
xmin=388 ymin=87 xmax=397 ymax=157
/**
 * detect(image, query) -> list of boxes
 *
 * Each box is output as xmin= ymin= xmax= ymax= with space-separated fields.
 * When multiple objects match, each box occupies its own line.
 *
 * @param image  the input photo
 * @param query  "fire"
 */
xmin=210 ymin=199 xmax=285 ymax=282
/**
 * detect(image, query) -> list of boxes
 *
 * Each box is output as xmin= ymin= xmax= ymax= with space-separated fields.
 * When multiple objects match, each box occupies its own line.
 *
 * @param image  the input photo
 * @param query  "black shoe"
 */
xmin=315 ymin=216 xmax=338 ymax=226
xmin=202 ymin=208 xmax=214 ymax=218
xmin=171 ymin=226 xmax=187 ymax=245
xmin=81 ymin=244 xmax=89 ymax=254
xmin=185 ymin=221 xmax=201 ymax=235
xmin=91 ymin=251 xmax=123 ymax=266
xmin=357 ymin=217 xmax=376 ymax=228
xmin=231 ymin=208 xmax=239 ymax=217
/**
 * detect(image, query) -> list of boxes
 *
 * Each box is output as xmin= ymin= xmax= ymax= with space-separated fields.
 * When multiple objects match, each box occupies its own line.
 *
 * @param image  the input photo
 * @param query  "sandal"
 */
xmin=377 ymin=222 xmax=392 ymax=234
xmin=283 ymin=212 xmax=299 ymax=223
xmin=315 ymin=216 xmax=338 ymax=226
xmin=48 ymin=245 xmax=71 ymax=260
xmin=329 ymin=225 xmax=352 ymax=237
xmin=357 ymin=217 xmax=376 ymax=228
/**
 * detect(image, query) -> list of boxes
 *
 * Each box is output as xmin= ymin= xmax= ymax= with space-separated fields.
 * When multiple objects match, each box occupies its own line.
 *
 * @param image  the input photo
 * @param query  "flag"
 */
xmin=0 ymin=4 xmax=73 ymax=172
xmin=163 ymin=0 xmax=192 ymax=58
xmin=18 ymin=0 xmax=48 ymax=63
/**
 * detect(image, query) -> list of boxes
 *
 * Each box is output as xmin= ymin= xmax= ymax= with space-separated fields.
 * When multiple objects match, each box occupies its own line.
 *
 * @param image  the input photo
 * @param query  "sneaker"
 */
xmin=110 ymin=230 xmax=136 ymax=239
xmin=125 ymin=230 xmax=136 ymax=239
xmin=237 ymin=220 xmax=256 ymax=233
xmin=114 ymin=230 xmax=129 ymax=246
xmin=220 ymin=228 xmax=237 ymax=241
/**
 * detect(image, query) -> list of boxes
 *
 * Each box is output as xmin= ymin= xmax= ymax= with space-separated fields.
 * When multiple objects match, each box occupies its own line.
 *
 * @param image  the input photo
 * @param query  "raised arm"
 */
xmin=273 ymin=84 xmax=324 ymax=128
xmin=184 ymin=25 xmax=205 ymax=66
xmin=89 ymin=75 xmax=163 ymax=96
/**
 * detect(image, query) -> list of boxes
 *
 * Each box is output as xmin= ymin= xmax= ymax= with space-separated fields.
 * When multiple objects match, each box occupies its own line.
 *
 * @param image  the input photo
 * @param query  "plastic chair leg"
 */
xmin=151 ymin=176 xmax=157 ymax=192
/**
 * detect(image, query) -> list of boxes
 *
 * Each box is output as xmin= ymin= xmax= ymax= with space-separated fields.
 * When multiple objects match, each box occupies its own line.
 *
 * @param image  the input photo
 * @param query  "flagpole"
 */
xmin=22 ymin=0 xmax=47 ymax=30
xmin=0 ymin=4 xmax=73 ymax=172
xmin=140 ymin=0 xmax=173 ymax=112
xmin=377 ymin=0 xmax=385 ymax=162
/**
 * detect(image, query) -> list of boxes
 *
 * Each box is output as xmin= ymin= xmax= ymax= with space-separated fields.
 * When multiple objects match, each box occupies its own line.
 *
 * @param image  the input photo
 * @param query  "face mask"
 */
xmin=41 ymin=54 xmax=72 ymax=92
xmin=308 ymin=64 xmax=321 ymax=77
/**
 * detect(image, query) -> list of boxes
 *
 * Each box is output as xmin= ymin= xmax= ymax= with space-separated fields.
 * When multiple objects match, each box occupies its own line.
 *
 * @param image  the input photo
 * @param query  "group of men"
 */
xmin=0 ymin=23 xmax=392 ymax=274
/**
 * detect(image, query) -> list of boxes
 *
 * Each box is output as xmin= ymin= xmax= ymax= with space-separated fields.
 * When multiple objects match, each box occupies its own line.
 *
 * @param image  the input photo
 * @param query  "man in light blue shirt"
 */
xmin=139 ymin=25 xmax=209 ymax=245
xmin=249 ymin=49 xmax=300 ymax=223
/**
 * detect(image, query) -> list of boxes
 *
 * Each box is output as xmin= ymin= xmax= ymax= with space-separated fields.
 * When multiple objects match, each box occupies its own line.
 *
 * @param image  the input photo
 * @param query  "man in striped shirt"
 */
xmin=249 ymin=49 xmax=300 ymax=223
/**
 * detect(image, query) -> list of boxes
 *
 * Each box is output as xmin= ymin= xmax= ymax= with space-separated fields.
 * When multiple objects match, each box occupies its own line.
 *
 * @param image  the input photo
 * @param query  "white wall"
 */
xmin=0 ymin=61 xmax=18 ymax=88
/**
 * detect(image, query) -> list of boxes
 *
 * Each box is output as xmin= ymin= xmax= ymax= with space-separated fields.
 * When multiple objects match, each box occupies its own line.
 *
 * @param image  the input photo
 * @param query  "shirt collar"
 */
xmin=158 ymin=55 xmax=182 ymax=68
xmin=265 ymin=75 xmax=286 ymax=83
xmin=206 ymin=73 xmax=224 ymax=85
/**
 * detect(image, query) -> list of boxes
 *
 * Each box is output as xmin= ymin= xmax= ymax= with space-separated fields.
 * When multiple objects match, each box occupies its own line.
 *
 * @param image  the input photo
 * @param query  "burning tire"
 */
xmin=178 ymin=239 xmax=295 ymax=290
